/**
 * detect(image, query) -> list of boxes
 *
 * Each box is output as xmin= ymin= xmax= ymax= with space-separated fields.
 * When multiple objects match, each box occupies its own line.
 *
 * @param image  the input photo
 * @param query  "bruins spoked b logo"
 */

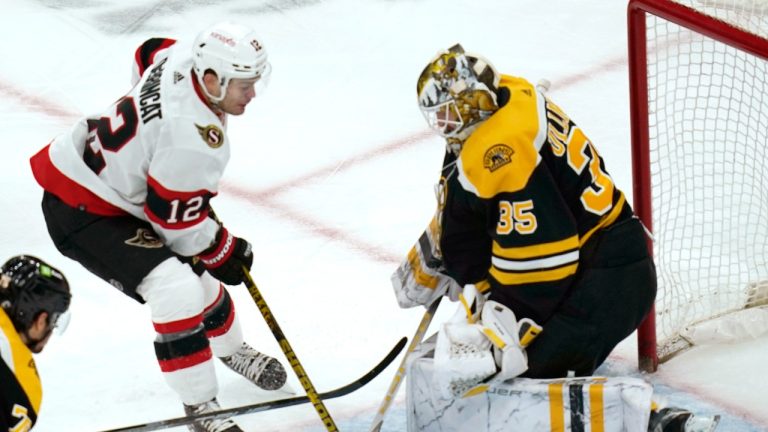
xmin=195 ymin=123 xmax=224 ymax=148
xmin=125 ymin=228 xmax=164 ymax=249
xmin=483 ymin=144 xmax=514 ymax=172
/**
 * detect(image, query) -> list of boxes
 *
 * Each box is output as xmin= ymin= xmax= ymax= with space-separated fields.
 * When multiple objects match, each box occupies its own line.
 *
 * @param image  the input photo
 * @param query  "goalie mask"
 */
xmin=417 ymin=44 xmax=500 ymax=148
xmin=192 ymin=21 xmax=271 ymax=103
xmin=0 ymin=255 xmax=71 ymax=334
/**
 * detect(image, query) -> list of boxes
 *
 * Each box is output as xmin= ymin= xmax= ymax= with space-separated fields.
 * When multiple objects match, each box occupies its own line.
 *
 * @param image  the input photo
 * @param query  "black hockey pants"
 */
xmin=521 ymin=216 xmax=657 ymax=378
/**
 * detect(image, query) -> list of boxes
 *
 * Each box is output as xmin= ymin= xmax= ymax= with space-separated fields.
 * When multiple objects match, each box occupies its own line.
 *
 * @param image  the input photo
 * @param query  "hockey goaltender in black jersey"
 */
xmin=438 ymin=74 xmax=658 ymax=379
xmin=393 ymin=43 xmax=657 ymax=379
xmin=392 ymin=43 xmax=720 ymax=432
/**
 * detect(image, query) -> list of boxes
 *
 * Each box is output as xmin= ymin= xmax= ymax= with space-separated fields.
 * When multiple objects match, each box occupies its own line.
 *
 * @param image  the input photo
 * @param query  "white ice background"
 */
xmin=0 ymin=0 xmax=767 ymax=431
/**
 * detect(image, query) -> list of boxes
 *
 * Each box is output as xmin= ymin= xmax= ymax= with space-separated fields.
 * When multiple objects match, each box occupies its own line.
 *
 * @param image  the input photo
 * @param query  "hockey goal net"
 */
xmin=629 ymin=0 xmax=768 ymax=371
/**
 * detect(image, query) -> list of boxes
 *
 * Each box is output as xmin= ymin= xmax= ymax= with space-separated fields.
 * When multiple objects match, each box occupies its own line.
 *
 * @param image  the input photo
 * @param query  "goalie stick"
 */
xmin=101 ymin=337 xmax=407 ymax=432
xmin=369 ymin=297 xmax=441 ymax=432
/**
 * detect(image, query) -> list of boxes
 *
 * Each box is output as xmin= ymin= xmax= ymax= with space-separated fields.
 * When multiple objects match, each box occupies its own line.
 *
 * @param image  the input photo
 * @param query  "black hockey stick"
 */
xmin=101 ymin=336 xmax=407 ymax=432
xmin=369 ymin=297 xmax=441 ymax=432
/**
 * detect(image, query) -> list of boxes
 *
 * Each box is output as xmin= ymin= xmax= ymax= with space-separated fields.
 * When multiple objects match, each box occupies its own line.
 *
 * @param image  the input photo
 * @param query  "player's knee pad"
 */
xmin=137 ymin=257 xmax=205 ymax=331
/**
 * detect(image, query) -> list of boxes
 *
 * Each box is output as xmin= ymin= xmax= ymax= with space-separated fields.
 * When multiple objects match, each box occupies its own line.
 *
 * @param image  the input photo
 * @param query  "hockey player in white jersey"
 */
xmin=30 ymin=22 xmax=285 ymax=432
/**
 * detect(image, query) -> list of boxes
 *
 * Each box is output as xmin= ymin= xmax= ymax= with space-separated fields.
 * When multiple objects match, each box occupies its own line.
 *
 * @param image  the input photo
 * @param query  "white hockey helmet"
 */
xmin=417 ymin=44 xmax=500 ymax=147
xmin=192 ymin=21 xmax=271 ymax=102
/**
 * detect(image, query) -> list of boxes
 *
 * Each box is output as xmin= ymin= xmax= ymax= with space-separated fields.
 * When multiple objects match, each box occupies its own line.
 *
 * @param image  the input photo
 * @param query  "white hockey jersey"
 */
xmin=31 ymin=38 xmax=228 ymax=257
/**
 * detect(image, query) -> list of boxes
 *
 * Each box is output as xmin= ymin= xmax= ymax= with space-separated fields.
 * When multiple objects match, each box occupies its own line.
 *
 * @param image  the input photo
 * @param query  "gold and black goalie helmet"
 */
xmin=416 ymin=44 xmax=501 ymax=140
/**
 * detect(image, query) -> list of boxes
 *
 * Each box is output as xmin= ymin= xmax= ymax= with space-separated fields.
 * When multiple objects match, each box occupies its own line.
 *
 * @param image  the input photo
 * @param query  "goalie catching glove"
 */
xmin=391 ymin=218 xmax=461 ymax=308
xmin=199 ymin=227 xmax=253 ymax=285
xmin=482 ymin=300 xmax=541 ymax=383
xmin=434 ymin=286 xmax=541 ymax=398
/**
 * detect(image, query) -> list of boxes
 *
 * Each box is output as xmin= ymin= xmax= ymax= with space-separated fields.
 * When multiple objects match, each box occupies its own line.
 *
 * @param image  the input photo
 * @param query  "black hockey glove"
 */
xmin=199 ymin=227 xmax=253 ymax=285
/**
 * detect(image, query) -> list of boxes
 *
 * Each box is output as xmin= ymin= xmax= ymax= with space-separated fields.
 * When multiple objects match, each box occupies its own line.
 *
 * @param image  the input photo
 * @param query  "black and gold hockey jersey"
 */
xmin=1 ymin=308 xmax=41 ymax=431
xmin=437 ymin=75 xmax=632 ymax=324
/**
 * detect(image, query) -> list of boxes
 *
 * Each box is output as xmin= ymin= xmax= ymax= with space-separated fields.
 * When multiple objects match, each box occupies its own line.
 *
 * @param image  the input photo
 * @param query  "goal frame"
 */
xmin=628 ymin=0 xmax=768 ymax=372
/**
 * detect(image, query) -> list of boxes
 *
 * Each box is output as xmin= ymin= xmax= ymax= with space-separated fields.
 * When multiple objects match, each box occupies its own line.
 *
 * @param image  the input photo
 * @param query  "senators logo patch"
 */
xmin=195 ymin=124 xmax=224 ymax=148
xmin=125 ymin=228 xmax=164 ymax=249
xmin=483 ymin=144 xmax=514 ymax=172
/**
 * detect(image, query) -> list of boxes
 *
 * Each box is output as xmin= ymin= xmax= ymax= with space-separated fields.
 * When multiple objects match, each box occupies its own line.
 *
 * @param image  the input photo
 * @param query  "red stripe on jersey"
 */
xmin=157 ymin=347 xmax=212 ymax=372
xmin=153 ymin=314 xmax=203 ymax=334
xmin=134 ymin=38 xmax=177 ymax=77
xmin=29 ymin=144 xmax=128 ymax=216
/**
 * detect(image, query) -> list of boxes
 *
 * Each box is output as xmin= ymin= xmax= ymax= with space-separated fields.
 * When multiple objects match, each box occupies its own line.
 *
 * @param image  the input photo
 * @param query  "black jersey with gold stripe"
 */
xmin=1 ymin=308 xmax=41 ymax=431
xmin=437 ymin=75 xmax=632 ymax=324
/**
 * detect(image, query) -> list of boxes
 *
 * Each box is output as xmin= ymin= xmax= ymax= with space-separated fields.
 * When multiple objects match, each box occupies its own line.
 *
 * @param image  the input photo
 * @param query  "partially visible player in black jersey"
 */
xmin=0 ymin=255 xmax=71 ymax=431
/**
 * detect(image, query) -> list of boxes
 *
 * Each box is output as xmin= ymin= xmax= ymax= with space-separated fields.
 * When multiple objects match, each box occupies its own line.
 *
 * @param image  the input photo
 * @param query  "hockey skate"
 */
xmin=184 ymin=398 xmax=243 ymax=432
xmin=219 ymin=342 xmax=287 ymax=391
xmin=648 ymin=407 xmax=720 ymax=432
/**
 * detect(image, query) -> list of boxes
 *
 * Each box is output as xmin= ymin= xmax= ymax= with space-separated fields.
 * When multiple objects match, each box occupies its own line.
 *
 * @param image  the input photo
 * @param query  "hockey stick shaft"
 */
xmin=369 ymin=297 xmax=442 ymax=432
xmin=100 ymin=337 xmax=408 ymax=432
xmin=242 ymin=268 xmax=339 ymax=431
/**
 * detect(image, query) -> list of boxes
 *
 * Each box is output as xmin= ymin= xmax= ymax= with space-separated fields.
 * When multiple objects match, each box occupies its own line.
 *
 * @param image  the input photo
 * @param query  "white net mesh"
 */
xmin=644 ymin=0 xmax=768 ymax=360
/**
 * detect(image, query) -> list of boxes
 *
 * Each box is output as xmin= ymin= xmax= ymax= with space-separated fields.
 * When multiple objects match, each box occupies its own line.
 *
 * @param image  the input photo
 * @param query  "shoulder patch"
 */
xmin=483 ymin=144 xmax=515 ymax=172
xmin=195 ymin=124 xmax=224 ymax=148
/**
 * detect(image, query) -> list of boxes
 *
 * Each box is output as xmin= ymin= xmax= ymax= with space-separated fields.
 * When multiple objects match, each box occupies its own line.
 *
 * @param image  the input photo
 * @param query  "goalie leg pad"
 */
xmin=407 ymin=359 xmax=654 ymax=432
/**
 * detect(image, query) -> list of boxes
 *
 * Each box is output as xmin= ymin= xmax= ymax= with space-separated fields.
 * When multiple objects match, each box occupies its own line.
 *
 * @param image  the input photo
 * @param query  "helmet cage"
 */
xmin=420 ymin=98 xmax=464 ymax=137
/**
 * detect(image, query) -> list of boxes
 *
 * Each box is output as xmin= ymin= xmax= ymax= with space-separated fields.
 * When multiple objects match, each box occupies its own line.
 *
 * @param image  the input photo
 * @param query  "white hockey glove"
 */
xmin=391 ymin=220 xmax=461 ymax=309
xmin=480 ymin=300 xmax=541 ymax=384
xmin=433 ymin=285 xmax=495 ymax=398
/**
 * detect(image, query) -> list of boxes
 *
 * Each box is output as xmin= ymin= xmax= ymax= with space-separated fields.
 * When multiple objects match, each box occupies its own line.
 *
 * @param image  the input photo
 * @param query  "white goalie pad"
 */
xmin=407 ymin=355 xmax=654 ymax=432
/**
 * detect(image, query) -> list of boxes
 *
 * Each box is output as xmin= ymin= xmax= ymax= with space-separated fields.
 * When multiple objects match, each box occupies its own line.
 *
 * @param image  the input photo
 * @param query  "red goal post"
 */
xmin=628 ymin=0 xmax=768 ymax=372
